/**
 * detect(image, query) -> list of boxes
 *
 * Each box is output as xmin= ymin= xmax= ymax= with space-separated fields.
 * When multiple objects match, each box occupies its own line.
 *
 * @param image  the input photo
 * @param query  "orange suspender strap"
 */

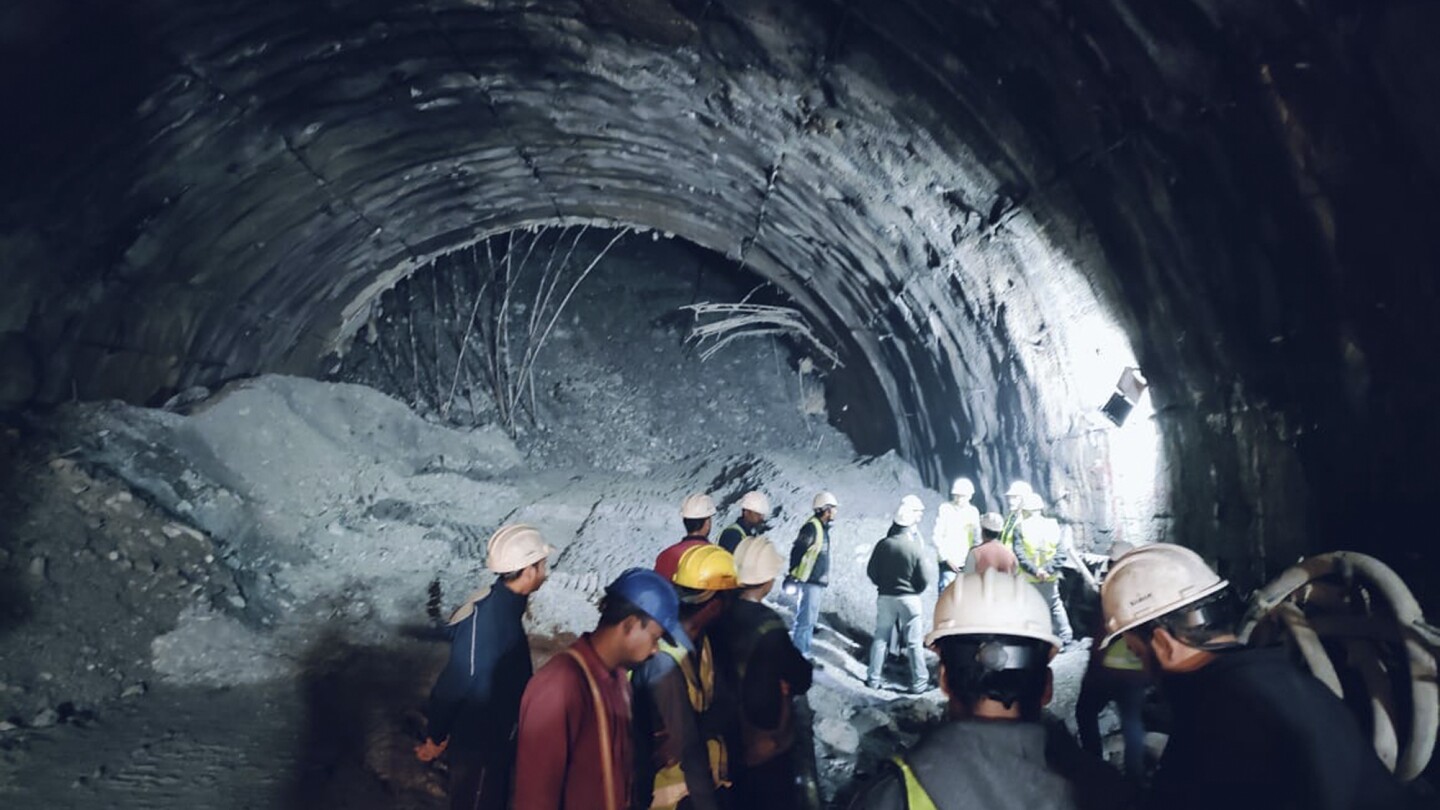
xmin=563 ymin=648 xmax=618 ymax=810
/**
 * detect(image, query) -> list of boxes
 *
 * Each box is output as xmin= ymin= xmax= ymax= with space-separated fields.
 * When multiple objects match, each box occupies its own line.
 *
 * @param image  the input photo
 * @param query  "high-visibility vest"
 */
xmin=1015 ymin=516 xmax=1061 ymax=583
xmin=1101 ymin=637 xmax=1144 ymax=672
xmin=790 ymin=517 xmax=826 ymax=582
xmin=891 ymin=755 xmax=939 ymax=810
xmin=650 ymin=637 xmax=730 ymax=810
xmin=999 ymin=511 xmax=1021 ymax=549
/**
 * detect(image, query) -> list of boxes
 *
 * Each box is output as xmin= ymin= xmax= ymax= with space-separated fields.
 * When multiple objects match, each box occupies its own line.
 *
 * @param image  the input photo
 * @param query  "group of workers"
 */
xmin=416 ymin=482 xmax=1417 ymax=810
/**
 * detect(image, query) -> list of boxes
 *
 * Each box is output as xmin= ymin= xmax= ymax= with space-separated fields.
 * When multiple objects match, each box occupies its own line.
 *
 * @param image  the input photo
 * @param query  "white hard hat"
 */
xmin=1100 ymin=543 xmax=1229 ymax=647
xmin=894 ymin=494 xmax=925 ymax=527
xmin=1019 ymin=492 xmax=1045 ymax=512
xmin=737 ymin=490 xmax=771 ymax=518
xmin=680 ymin=493 xmax=717 ymax=519
xmin=812 ymin=491 xmax=839 ymax=510
xmin=979 ymin=512 xmax=1005 ymax=533
xmin=926 ymin=569 xmax=1060 ymax=649
xmin=1005 ymin=481 xmax=1033 ymax=497
xmin=486 ymin=524 xmax=556 ymax=574
xmin=950 ymin=478 xmax=975 ymax=496
xmin=732 ymin=535 xmax=785 ymax=585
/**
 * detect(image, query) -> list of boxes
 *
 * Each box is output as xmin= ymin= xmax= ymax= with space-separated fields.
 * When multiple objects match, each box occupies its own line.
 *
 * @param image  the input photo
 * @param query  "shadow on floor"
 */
xmin=286 ymin=628 xmax=450 ymax=809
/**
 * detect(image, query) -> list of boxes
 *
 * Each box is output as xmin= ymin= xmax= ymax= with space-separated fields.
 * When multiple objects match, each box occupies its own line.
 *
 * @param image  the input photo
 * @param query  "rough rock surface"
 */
xmin=5 ymin=1 xmax=1437 ymax=597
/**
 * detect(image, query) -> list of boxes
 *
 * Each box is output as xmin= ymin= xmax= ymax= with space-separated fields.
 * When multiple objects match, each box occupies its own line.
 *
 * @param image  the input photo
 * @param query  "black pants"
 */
xmin=731 ymin=753 xmax=799 ymax=810
xmin=448 ymin=749 xmax=510 ymax=810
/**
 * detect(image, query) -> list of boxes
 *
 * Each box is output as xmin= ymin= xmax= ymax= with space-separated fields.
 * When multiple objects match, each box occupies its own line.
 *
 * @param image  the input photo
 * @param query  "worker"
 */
xmin=415 ymin=524 xmax=554 ymax=810
xmin=633 ymin=544 xmax=743 ymax=810
xmin=512 ymin=568 xmax=684 ymax=810
xmin=999 ymin=480 xmax=1033 ymax=549
xmin=848 ymin=569 xmax=1126 ymax=809
xmin=785 ymin=491 xmax=838 ymax=658
xmin=1075 ymin=541 xmax=1147 ymax=780
xmin=963 ymin=512 xmax=1018 ymax=575
xmin=1100 ymin=544 xmax=1412 ymax=810
xmin=1013 ymin=492 xmax=1075 ymax=647
xmin=864 ymin=495 xmax=933 ymax=693
xmin=656 ymin=493 xmax=718 ymax=581
xmin=932 ymin=477 xmax=980 ymax=591
xmin=717 ymin=490 xmax=770 ymax=554
xmin=710 ymin=535 xmax=814 ymax=809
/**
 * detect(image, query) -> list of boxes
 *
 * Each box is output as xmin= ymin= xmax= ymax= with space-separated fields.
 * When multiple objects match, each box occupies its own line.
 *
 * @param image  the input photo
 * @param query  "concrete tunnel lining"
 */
xmin=3 ymin=0 xmax=1440 ymax=596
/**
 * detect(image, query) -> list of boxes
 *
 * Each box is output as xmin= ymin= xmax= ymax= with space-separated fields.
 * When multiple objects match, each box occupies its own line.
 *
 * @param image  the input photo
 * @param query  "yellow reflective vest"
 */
xmin=650 ymin=636 xmax=730 ymax=810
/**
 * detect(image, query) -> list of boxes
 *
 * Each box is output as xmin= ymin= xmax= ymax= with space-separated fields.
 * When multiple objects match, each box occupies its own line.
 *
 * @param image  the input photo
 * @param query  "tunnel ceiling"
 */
xmin=2 ymin=0 xmax=1439 ymax=587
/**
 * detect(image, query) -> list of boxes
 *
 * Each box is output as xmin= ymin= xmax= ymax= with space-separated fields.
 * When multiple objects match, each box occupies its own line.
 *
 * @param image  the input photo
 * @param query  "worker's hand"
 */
xmin=414 ymin=737 xmax=448 ymax=762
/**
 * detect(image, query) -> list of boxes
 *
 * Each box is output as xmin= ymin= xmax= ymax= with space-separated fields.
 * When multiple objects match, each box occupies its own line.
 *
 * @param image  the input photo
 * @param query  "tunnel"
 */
xmin=1 ymin=0 xmax=1437 ymax=806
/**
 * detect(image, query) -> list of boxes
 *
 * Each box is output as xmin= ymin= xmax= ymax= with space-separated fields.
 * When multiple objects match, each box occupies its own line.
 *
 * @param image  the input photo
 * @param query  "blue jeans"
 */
xmin=937 ymin=564 xmax=957 ymax=594
xmin=1034 ymin=579 xmax=1074 ymax=644
xmin=866 ymin=595 xmax=927 ymax=690
xmin=1076 ymin=671 xmax=1148 ymax=779
xmin=791 ymin=583 xmax=824 ymax=656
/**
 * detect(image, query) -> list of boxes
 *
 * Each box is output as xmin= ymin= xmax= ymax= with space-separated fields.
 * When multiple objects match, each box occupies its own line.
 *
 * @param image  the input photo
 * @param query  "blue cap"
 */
xmin=606 ymin=568 xmax=684 ymax=642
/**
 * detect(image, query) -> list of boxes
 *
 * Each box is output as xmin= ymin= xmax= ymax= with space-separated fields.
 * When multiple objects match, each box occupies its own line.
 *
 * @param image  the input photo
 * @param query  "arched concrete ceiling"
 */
xmin=2 ymin=0 xmax=1438 ymax=591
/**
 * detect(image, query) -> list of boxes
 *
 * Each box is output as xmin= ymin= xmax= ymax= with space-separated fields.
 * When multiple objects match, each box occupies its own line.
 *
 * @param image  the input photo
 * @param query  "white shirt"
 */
xmin=932 ymin=501 xmax=980 ymax=565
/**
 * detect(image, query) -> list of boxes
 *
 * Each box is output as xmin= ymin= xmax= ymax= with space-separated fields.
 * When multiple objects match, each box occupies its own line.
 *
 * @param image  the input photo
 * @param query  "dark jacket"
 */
xmin=424 ymin=583 xmax=531 ymax=754
xmin=848 ymin=718 xmax=1126 ymax=810
xmin=631 ymin=634 xmax=736 ymax=810
xmin=866 ymin=524 xmax=933 ymax=596
xmin=1149 ymin=645 xmax=1410 ymax=810
xmin=711 ymin=599 xmax=813 ymax=735
xmin=788 ymin=516 xmax=832 ymax=586
xmin=717 ymin=518 xmax=763 ymax=554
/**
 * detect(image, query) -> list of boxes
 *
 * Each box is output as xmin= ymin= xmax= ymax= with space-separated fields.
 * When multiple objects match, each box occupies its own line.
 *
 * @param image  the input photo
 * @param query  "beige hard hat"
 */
xmin=926 ymin=569 xmax=1060 ymax=649
xmin=1019 ymin=492 xmax=1045 ymax=512
xmin=950 ymin=478 xmax=976 ymax=496
xmin=732 ymin=535 xmax=785 ymax=585
xmin=1100 ymin=543 xmax=1229 ymax=647
xmin=1005 ymin=481 xmax=1033 ymax=497
xmin=486 ymin=524 xmax=556 ymax=574
xmin=680 ymin=493 xmax=717 ymax=519
xmin=812 ymin=491 xmax=839 ymax=510
xmin=979 ymin=512 xmax=1005 ymax=533
xmin=894 ymin=494 xmax=925 ymax=527
xmin=737 ymin=490 xmax=771 ymax=518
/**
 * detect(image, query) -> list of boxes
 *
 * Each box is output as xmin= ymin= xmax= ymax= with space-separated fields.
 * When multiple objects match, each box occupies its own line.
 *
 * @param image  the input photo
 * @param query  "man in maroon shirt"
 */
xmin=513 ymin=569 xmax=684 ymax=810
xmin=963 ymin=512 xmax=1019 ymax=576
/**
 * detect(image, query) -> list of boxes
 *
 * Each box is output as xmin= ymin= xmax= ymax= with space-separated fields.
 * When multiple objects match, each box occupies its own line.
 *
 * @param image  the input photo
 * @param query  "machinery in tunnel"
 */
xmin=2 ymin=0 xmax=1440 ymax=806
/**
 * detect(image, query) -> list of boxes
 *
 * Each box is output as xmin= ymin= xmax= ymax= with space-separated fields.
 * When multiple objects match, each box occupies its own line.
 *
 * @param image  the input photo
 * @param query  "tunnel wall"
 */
xmin=1 ymin=0 xmax=1437 ymax=595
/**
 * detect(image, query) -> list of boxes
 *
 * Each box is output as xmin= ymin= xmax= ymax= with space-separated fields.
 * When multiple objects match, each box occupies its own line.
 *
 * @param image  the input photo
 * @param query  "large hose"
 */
xmin=1239 ymin=551 xmax=1438 ymax=782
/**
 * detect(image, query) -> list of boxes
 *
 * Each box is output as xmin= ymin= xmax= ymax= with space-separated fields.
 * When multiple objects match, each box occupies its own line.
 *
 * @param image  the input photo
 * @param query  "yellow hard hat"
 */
xmin=672 ymin=543 xmax=741 ymax=592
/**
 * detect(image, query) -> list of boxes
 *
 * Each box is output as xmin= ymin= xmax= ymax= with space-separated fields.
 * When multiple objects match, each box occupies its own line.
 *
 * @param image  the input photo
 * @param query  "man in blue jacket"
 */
xmin=415 ymin=524 xmax=554 ymax=810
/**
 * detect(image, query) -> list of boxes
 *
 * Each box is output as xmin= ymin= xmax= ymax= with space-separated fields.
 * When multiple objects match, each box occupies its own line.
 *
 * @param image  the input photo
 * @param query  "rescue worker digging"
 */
xmin=416 ymin=524 xmax=554 ymax=810
xmin=711 ymin=535 xmax=815 ymax=810
xmin=1101 ymin=543 xmax=1413 ymax=810
xmin=865 ymin=495 xmax=933 ymax=693
xmin=512 ymin=568 xmax=684 ymax=810
xmin=717 ymin=490 xmax=770 ymax=554
xmin=848 ymin=570 xmax=1125 ymax=809
xmin=787 ymin=491 xmax=837 ymax=658
xmin=633 ymin=544 xmax=743 ymax=810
